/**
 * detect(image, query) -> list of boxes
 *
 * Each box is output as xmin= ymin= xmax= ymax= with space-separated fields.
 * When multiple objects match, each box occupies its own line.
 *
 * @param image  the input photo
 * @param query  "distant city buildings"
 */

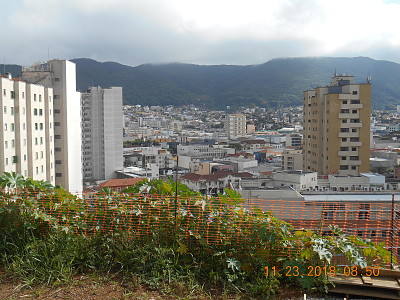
xmin=81 ymin=86 xmax=123 ymax=184
xmin=303 ymin=75 xmax=371 ymax=176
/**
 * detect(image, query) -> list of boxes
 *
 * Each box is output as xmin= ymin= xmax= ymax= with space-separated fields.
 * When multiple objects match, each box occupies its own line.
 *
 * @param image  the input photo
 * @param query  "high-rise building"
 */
xmin=22 ymin=60 xmax=82 ymax=193
xmin=81 ymin=86 xmax=123 ymax=183
xmin=303 ymin=75 xmax=371 ymax=175
xmin=0 ymin=73 xmax=55 ymax=184
xmin=226 ymin=113 xmax=246 ymax=139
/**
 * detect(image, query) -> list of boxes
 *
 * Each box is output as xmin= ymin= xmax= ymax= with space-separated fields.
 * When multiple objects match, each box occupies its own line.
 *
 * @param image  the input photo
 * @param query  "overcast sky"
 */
xmin=2 ymin=0 xmax=400 ymax=67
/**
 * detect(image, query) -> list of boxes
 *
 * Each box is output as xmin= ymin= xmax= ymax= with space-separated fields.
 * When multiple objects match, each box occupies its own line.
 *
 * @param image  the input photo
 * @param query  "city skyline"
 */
xmin=2 ymin=0 xmax=400 ymax=67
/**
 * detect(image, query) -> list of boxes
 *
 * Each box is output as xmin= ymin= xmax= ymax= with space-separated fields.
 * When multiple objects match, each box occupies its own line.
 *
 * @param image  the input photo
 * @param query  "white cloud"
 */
xmin=1 ymin=0 xmax=400 ymax=65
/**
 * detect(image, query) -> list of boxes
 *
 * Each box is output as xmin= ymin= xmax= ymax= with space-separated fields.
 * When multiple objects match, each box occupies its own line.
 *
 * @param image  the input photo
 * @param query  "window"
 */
xmin=350 ymin=156 xmax=359 ymax=161
xmin=352 ymin=91 xmax=358 ymax=95
xmin=4 ymin=141 xmax=8 ymax=149
xmin=55 ymin=122 xmax=61 ymax=126
xmin=11 ymin=140 xmax=15 ymax=148
xmin=54 ymin=109 xmax=61 ymax=114
xmin=55 ymin=147 xmax=62 ymax=152
xmin=351 ymin=128 xmax=357 ymax=133
xmin=340 ymin=147 xmax=349 ymax=151
xmin=39 ymin=109 xmax=43 ymax=116
xmin=10 ymin=107 xmax=14 ymax=115
xmin=5 ymin=158 xmax=8 ymax=165
xmin=3 ymin=106 xmax=6 ymax=114
xmin=340 ymin=165 xmax=349 ymax=170
xmin=36 ymin=167 xmax=39 ymax=175
xmin=56 ymin=160 xmax=62 ymax=164
xmin=55 ymin=135 xmax=61 ymax=139
xmin=22 ymin=92 xmax=24 ymax=99
xmin=35 ymin=123 xmax=38 ymax=130
xmin=35 ymin=138 xmax=38 ymax=145
xmin=40 ymin=123 xmax=43 ymax=130
xmin=3 ymin=89 xmax=6 ymax=96
xmin=340 ymin=109 xmax=349 ymax=113
xmin=40 ymin=137 xmax=43 ymax=144
xmin=340 ymin=128 xmax=349 ymax=132
xmin=350 ymin=137 xmax=360 ymax=142
xmin=342 ymin=100 xmax=347 ymax=104
xmin=341 ymin=119 xmax=347 ymax=123
xmin=352 ymin=147 xmax=357 ymax=151
xmin=352 ymin=110 xmax=357 ymax=114
xmin=56 ymin=173 xmax=62 ymax=177
xmin=39 ymin=95 xmax=42 ymax=102
xmin=34 ymin=109 xmax=38 ymax=115
xmin=12 ymin=156 xmax=18 ymax=164
xmin=351 ymin=166 xmax=357 ymax=170
xmin=10 ymin=123 xmax=14 ymax=132
xmin=342 ymin=138 xmax=347 ymax=142
xmin=341 ymin=157 xmax=346 ymax=160
xmin=10 ymin=91 xmax=15 ymax=99
xmin=34 ymin=94 xmax=37 ymax=101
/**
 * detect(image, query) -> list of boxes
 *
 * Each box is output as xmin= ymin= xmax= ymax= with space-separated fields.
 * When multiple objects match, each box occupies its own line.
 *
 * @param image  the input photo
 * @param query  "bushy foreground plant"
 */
xmin=0 ymin=175 xmax=393 ymax=298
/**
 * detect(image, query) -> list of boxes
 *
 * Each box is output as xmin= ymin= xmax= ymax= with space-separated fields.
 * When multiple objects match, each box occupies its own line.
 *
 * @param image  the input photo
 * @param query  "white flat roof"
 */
xmin=303 ymin=194 xmax=400 ymax=202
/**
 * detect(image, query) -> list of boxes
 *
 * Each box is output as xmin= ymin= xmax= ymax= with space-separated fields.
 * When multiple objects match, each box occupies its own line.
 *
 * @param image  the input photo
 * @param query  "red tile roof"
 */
xmin=99 ymin=177 xmax=147 ymax=188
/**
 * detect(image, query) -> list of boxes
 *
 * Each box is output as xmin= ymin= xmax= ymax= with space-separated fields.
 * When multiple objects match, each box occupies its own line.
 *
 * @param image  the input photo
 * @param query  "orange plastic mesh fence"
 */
xmin=1 ymin=190 xmax=399 ymax=267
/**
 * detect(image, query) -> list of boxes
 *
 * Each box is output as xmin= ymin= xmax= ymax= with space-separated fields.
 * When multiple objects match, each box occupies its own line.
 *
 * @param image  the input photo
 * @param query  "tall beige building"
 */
xmin=226 ymin=113 xmax=246 ymax=139
xmin=303 ymin=75 xmax=371 ymax=175
xmin=0 ymin=74 xmax=55 ymax=184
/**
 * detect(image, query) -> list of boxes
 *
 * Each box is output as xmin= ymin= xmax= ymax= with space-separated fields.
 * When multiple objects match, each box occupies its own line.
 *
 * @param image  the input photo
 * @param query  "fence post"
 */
xmin=391 ymin=193 xmax=395 ymax=269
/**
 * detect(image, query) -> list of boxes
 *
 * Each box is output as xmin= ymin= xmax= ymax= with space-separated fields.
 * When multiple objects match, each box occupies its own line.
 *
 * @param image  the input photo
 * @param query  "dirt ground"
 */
xmin=0 ymin=269 xmax=307 ymax=300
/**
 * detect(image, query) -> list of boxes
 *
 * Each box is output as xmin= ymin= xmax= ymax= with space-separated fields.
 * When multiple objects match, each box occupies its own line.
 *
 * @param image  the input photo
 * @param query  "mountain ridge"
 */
xmin=2 ymin=56 xmax=400 ymax=109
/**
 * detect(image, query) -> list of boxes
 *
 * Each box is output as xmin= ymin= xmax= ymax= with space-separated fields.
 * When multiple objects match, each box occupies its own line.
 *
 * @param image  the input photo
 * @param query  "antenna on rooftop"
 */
xmin=367 ymin=75 xmax=372 ymax=83
xmin=334 ymin=69 xmax=337 ymax=77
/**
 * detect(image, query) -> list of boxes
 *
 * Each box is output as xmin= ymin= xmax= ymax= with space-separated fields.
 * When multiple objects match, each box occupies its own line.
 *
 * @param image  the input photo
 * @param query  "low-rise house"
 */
xmin=180 ymin=172 xmax=254 ymax=195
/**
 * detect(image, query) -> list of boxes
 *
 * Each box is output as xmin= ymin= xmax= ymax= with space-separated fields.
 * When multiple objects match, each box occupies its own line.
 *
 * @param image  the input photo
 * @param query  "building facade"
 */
xmin=81 ymin=86 xmax=123 ymax=183
xmin=303 ymin=75 xmax=371 ymax=175
xmin=226 ymin=113 xmax=246 ymax=139
xmin=22 ymin=60 xmax=83 ymax=193
xmin=0 ymin=73 xmax=55 ymax=184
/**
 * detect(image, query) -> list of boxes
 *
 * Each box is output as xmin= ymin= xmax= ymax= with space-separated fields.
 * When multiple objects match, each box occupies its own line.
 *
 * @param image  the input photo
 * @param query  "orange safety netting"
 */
xmin=1 ymin=190 xmax=399 ymax=267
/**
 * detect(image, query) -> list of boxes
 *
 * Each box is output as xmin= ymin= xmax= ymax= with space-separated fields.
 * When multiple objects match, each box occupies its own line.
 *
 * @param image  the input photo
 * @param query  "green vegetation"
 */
xmin=0 ymin=174 xmax=392 ymax=298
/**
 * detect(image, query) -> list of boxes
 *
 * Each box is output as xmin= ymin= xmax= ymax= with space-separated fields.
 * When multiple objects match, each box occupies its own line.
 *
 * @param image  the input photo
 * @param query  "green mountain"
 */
xmin=2 ymin=57 xmax=400 ymax=109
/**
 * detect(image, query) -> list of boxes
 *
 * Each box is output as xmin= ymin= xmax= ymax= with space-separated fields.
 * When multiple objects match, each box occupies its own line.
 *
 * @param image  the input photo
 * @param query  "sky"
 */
xmin=2 ymin=0 xmax=400 ymax=67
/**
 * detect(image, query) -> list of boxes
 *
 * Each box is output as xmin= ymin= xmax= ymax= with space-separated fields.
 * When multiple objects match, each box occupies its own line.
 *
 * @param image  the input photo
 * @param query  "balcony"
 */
xmin=348 ymin=160 xmax=362 ymax=166
xmin=349 ymin=122 xmax=362 ymax=128
xmin=350 ymin=104 xmax=363 ymax=109
xmin=339 ymin=113 xmax=351 ymax=119
xmin=338 ymin=151 xmax=352 ymax=156
xmin=338 ymin=132 xmax=359 ymax=138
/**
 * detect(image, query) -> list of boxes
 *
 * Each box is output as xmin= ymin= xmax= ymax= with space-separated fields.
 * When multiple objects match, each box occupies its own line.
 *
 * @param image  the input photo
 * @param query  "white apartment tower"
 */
xmin=0 ymin=73 xmax=55 ymax=184
xmin=22 ymin=60 xmax=83 ymax=193
xmin=226 ymin=113 xmax=246 ymax=139
xmin=81 ymin=86 xmax=123 ymax=183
